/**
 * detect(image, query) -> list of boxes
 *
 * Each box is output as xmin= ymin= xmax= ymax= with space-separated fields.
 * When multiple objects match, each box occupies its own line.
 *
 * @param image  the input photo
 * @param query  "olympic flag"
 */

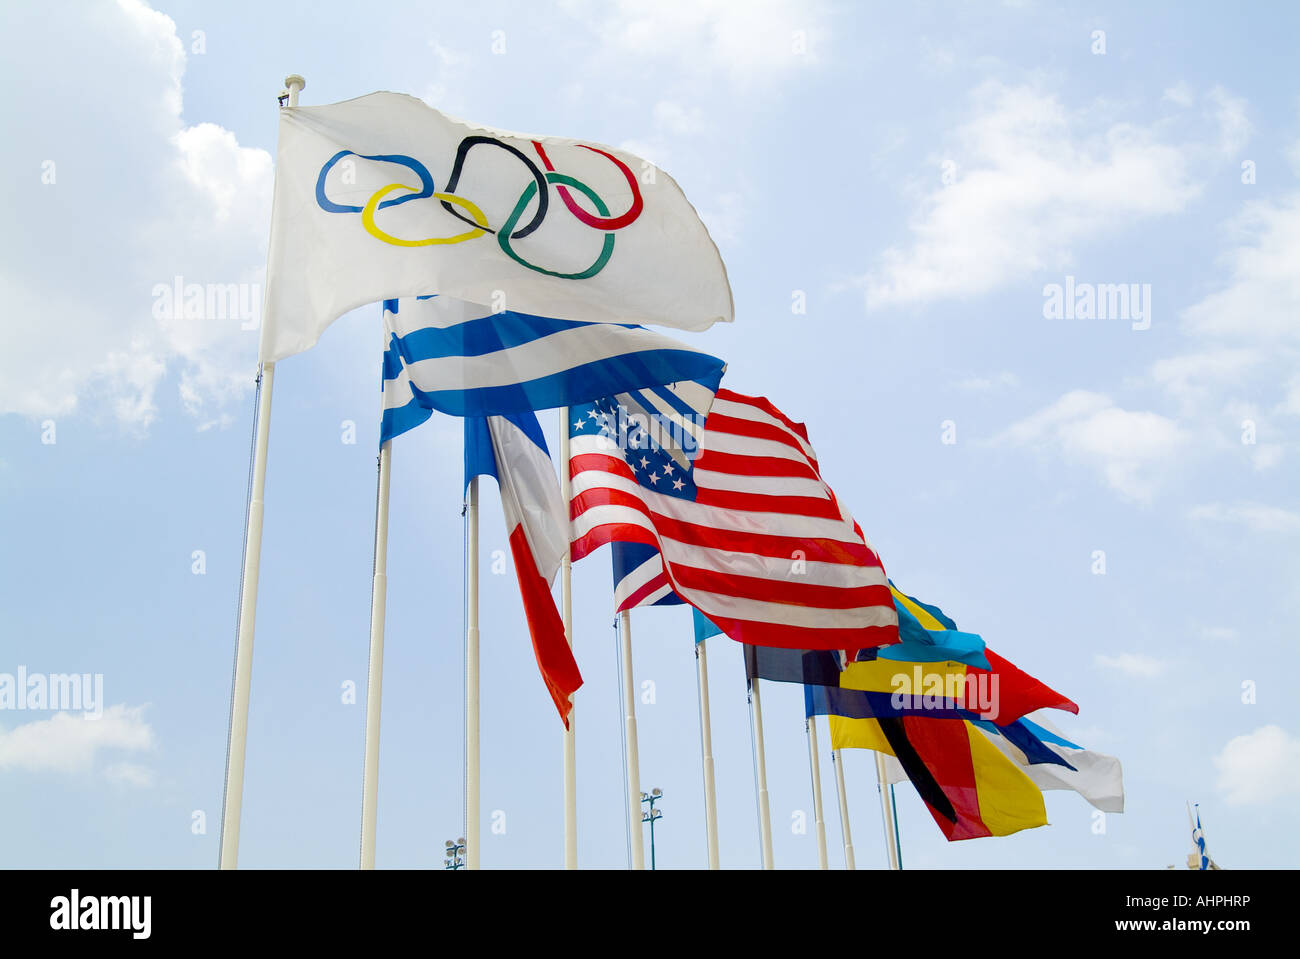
xmin=260 ymin=91 xmax=734 ymax=363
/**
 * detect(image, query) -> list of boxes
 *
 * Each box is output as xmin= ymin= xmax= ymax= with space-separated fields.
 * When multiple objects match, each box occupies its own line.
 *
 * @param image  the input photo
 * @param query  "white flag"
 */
xmin=260 ymin=92 xmax=733 ymax=362
xmin=980 ymin=711 xmax=1125 ymax=813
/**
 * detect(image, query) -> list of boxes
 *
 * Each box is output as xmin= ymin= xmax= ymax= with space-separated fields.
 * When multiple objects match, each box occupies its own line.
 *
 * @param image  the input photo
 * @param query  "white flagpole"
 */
xmin=464 ymin=477 xmax=481 ymax=869
xmin=831 ymin=749 xmax=856 ymax=869
xmin=559 ymin=408 xmax=577 ymax=869
xmin=218 ymin=72 xmax=303 ymax=871
xmin=806 ymin=715 xmax=829 ymax=869
xmin=219 ymin=360 xmax=274 ymax=870
xmin=890 ymin=782 xmax=903 ymax=868
xmin=748 ymin=678 xmax=775 ymax=869
xmin=359 ymin=435 xmax=392 ymax=869
xmin=875 ymin=752 xmax=900 ymax=870
xmin=619 ymin=611 xmax=645 ymax=869
xmin=694 ymin=640 xmax=720 ymax=869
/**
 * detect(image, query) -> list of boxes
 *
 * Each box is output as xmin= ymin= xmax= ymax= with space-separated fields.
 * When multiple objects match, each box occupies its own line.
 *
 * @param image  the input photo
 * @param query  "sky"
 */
xmin=1 ymin=0 xmax=1297 ymax=870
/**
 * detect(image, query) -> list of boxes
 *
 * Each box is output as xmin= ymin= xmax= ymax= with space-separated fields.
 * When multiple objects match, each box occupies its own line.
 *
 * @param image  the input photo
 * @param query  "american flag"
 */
xmin=569 ymin=382 xmax=898 ymax=650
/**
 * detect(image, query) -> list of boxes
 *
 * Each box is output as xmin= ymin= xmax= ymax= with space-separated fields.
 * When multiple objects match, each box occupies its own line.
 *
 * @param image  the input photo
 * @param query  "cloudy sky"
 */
xmin=1 ymin=0 xmax=1297 ymax=869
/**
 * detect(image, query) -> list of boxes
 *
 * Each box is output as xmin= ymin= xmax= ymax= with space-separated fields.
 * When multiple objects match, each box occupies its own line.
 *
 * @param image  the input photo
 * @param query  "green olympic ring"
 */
xmin=498 ymin=172 xmax=615 ymax=280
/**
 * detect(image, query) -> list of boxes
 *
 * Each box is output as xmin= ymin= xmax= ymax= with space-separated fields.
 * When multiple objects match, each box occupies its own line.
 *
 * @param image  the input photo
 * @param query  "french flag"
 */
xmin=466 ymin=412 xmax=582 ymax=726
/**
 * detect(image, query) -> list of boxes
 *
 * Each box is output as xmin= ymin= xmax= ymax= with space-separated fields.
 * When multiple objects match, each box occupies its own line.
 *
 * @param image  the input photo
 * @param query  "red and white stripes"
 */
xmin=570 ymin=388 xmax=898 ymax=650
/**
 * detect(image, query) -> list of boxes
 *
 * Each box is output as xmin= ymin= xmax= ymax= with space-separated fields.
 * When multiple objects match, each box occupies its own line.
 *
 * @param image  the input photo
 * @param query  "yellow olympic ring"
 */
xmin=361 ymin=183 xmax=489 ymax=247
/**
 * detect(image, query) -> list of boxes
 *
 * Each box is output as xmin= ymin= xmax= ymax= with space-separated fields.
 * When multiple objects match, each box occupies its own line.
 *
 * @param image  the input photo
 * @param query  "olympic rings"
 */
xmin=315 ymin=151 xmax=434 ymax=212
xmin=440 ymin=136 xmax=549 ymax=239
xmin=533 ymin=142 xmax=643 ymax=231
xmin=314 ymin=134 xmax=644 ymax=279
xmin=499 ymin=173 xmax=614 ymax=280
xmin=362 ymin=184 xmax=489 ymax=246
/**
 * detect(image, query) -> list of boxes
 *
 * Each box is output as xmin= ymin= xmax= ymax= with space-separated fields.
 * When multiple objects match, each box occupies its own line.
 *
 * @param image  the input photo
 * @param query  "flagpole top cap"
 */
xmin=284 ymin=75 xmax=306 ymax=92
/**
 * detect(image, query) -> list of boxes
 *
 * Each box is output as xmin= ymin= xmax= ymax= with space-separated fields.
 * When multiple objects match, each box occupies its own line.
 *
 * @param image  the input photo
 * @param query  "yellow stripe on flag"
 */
xmin=839 ymin=658 xmax=969 ymax=696
xmin=889 ymin=584 xmax=947 ymax=632
xmin=828 ymin=715 xmax=893 ymax=754
xmin=965 ymin=723 xmax=1048 ymax=836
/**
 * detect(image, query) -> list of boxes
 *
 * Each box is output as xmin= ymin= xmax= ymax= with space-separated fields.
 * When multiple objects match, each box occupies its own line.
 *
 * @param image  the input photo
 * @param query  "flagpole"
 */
xmin=619 ymin=611 xmax=645 ymax=869
xmin=875 ymin=752 xmax=900 ymax=870
xmin=218 ymin=360 xmax=274 ymax=870
xmin=464 ymin=476 xmax=481 ymax=869
xmin=890 ymin=782 xmax=903 ymax=868
xmin=748 ymin=677 xmax=775 ymax=869
xmin=359 ymin=436 xmax=392 ymax=869
xmin=694 ymin=640 xmax=720 ymax=869
xmin=806 ymin=716 xmax=829 ymax=869
xmin=218 ymin=72 xmax=303 ymax=871
xmin=831 ymin=749 xmax=856 ymax=869
xmin=559 ymin=408 xmax=577 ymax=869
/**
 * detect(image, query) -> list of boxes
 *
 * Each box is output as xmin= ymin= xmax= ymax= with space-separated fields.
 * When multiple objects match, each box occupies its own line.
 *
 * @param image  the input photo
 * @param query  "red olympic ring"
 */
xmin=531 ymin=141 xmax=644 ymax=231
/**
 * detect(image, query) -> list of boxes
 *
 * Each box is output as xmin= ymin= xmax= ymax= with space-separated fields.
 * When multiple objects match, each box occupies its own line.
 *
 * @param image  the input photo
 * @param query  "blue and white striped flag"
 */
xmin=612 ymin=541 xmax=682 ymax=612
xmin=611 ymin=542 xmax=725 ymax=644
xmin=380 ymin=295 xmax=725 ymax=440
xmin=1191 ymin=803 xmax=1210 ymax=869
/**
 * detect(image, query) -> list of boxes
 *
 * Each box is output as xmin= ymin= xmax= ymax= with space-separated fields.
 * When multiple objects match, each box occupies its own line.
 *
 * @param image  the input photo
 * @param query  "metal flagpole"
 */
xmin=694 ymin=640 xmax=720 ymax=869
xmin=748 ymin=677 xmax=775 ymax=869
xmin=806 ymin=715 xmax=829 ymax=869
xmin=464 ymin=477 xmax=481 ymax=869
xmin=619 ymin=611 xmax=645 ymax=869
xmin=559 ymin=408 xmax=577 ymax=869
xmin=218 ymin=72 xmax=303 ymax=871
xmin=359 ymin=434 xmax=393 ymax=869
xmin=890 ymin=782 xmax=903 ymax=868
xmin=831 ymin=749 xmax=856 ymax=869
xmin=875 ymin=752 xmax=900 ymax=870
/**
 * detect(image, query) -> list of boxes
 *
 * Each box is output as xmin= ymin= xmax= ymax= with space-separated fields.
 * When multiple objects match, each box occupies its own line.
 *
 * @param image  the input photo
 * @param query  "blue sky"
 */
xmin=1 ymin=0 xmax=1297 ymax=869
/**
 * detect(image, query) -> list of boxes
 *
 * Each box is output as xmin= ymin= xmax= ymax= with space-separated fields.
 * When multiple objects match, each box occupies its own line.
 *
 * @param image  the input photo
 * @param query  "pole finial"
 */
xmin=282 ymin=75 xmax=306 ymax=108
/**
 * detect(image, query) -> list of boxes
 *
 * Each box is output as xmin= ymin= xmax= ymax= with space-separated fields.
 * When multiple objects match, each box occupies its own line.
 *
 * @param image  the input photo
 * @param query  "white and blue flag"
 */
xmin=978 ymin=711 xmax=1126 ymax=813
xmin=1191 ymin=803 xmax=1210 ymax=869
xmin=380 ymin=295 xmax=725 ymax=440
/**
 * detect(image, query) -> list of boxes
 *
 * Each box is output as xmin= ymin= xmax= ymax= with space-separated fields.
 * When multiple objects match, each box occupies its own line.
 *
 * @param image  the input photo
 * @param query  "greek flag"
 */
xmin=380 ymin=295 xmax=725 ymax=441
xmin=1191 ymin=803 xmax=1211 ymax=869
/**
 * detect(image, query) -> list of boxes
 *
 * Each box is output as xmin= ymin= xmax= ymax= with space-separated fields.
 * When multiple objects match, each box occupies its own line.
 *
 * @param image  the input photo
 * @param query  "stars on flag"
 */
xmin=569 ymin=398 xmax=697 ymax=500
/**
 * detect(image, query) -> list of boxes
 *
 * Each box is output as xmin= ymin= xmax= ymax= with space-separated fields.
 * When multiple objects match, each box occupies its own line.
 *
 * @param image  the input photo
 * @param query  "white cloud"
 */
xmin=1251 ymin=444 xmax=1284 ymax=471
xmin=0 ymin=704 xmax=154 ymax=777
xmin=422 ymin=41 xmax=472 ymax=115
xmin=653 ymin=100 xmax=705 ymax=136
xmin=992 ymin=390 xmax=1189 ymax=502
xmin=698 ymin=191 xmax=745 ymax=246
xmin=0 ymin=0 xmax=270 ymax=430
xmin=1206 ymin=87 xmax=1252 ymax=157
xmin=1214 ymin=725 xmax=1300 ymax=806
xmin=1279 ymin=375 xmax=1300 ymax=417
xmin=955 ymin=371 xmax=1020 ymax=392
xmin=1148 ymin=349 xmax=1262 ymax=413
xmin=1198 ymin=625 xmax=1239 ymax=643
xmin=1162 ymin=82 xmax=1194 ymax=108
xmin=104 ymin=761 xmax=157 ymax=788
xmin=1189 ymin=502 xmax=1300 ymax=534
xmin=568 ymin=0 xmax=825 ymax=87
xmin=863 ymin=81 xmax=1207 ymax=310
xmin=1094 ymin=652 xmax=1168 ymax=677
xmin=1182 ymin=194 xmax=1300 ymax=343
